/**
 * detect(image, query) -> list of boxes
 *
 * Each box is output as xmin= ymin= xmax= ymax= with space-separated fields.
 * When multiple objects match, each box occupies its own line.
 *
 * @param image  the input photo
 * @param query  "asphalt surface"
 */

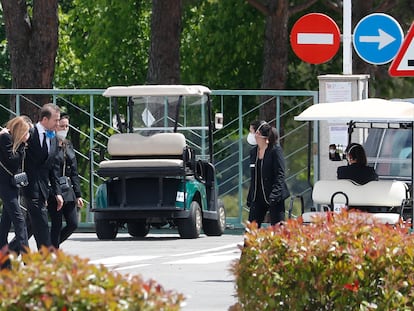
xmin=19 ymin=229 xmax=245 ymax=311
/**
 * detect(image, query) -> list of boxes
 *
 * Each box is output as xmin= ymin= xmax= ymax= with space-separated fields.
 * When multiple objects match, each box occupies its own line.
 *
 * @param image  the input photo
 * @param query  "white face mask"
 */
xmin=247 ymin=133 xmax=257 ymax=145
xmin=56 ymin=129 xmax=68 ymax=141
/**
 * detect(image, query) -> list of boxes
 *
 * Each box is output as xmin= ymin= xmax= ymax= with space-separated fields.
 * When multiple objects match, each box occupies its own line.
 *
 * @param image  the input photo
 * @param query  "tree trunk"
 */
xmin=247 ymin=0 xmax=318 ymax=123
xmin=147 ymin=0 xmax=182 ymax=84
xmin=261 ymin=2 xmax=289 ymax=91
xmin=260 ymin=1 xmax=289 ymax=121
xmin=1 ymin=0 xmax=58 ymax=121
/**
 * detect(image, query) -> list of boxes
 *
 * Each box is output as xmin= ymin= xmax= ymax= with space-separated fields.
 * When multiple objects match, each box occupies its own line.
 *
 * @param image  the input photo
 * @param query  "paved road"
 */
xmin=24 ymin=230 xmax=244 ymax=311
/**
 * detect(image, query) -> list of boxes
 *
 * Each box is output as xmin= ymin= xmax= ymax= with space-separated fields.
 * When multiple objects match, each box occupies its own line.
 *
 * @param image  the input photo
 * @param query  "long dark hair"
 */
xmin=346 ymin=143 xmax=368 ymax=166
xmin=251 ymin=120 xmax=279 ymax=147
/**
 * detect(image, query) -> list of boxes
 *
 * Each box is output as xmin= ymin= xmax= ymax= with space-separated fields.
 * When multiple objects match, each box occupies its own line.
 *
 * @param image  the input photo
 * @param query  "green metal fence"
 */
xmin=0 ymin=88 xmax=318 ymax=229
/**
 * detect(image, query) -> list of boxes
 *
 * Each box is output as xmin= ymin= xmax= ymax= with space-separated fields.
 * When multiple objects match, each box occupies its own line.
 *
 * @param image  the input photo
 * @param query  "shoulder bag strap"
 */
xmin=62 ymin=143 xmax=67 ymax=176
xmin=0 ymin=159 xmax=13 ymax=176
xmin=0 ymin=148 xmax=26 ymax=176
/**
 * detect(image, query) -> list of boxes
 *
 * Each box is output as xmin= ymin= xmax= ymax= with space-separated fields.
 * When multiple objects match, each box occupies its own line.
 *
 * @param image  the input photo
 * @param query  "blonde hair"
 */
xmin=6 ymin=116 xmax=30 ymax=154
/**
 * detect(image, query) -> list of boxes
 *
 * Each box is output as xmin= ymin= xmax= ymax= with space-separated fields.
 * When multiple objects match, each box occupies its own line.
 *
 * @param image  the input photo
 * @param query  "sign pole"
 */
xmin=343 ymin=0 xmax=352 ymax=74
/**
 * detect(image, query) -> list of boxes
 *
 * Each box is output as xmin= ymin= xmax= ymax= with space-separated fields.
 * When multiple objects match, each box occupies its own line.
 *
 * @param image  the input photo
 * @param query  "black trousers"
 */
xmin=8 ymin=206 xmax=31 ymax=253
xmin=248 ymin=197 xmax=285 ymax=228
xmin=47 ymin=196 xmax=78 ymax=249
xmin=0 ymin=185 xmax=28 ymax=254
xmin=24 ymin=196 xmax=51 ymax=249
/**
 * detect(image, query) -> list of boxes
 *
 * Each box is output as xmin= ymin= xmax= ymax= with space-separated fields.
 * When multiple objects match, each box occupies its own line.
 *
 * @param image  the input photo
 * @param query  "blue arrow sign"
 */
xmin=353 ymin=13 xmax=403 ymax=65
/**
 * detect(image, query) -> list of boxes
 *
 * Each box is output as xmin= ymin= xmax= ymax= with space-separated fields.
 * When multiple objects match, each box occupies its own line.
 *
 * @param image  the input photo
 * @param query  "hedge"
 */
xmin=231 ymin=211 xmax=414 ymax=310
xmin=0 ymin=247 xmax=184 ymax=310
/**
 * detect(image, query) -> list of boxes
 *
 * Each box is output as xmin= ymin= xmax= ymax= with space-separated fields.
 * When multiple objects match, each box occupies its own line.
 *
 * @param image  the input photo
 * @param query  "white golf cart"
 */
xmin=294 ymin=98 xmax=414 ymax=226
xmin=93 ymin=85 xmax=226 ymax=239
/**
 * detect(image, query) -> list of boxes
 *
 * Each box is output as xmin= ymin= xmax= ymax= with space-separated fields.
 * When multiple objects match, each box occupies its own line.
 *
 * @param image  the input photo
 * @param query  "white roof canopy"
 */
xmin=294 ymin=98 xmax=414 ymax=123
xmin=103 ymin=85 xmax=211 ymax=97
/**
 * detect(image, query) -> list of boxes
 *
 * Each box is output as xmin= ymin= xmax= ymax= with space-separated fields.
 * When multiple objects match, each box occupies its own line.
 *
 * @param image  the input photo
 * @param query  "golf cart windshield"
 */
xmin=103 ymin=85 xmax=214 ymax=160
xmin=104 ymin=85 xmax=211 ymax=133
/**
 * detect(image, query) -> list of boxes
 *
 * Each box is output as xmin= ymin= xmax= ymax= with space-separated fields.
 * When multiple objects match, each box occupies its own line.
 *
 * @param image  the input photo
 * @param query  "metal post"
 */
xmin=276 ymin=96 xmax=280 ymax=132
xmin=238 ymin=95 xmax=244 ymax=225
xmin=16 ymin=95 xmax=20 ymax=115
xmin=343 ymin=0 xmax=353 ymax=74
xmin=412 ymin=123 xmax=414 ymax=230
xmin=89 ymin=95 xmax=95 ymax=221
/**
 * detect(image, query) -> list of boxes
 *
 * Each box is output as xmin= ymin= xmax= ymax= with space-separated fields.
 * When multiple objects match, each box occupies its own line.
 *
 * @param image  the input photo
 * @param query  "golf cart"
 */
xmin=294 ymin=98 xmax=414 ymax=226
xmin=93 ymin=85 xmax=226 ymax=239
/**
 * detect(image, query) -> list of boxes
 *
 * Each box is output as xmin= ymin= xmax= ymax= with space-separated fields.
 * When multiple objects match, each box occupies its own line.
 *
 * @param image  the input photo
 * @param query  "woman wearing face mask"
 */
xmin=246 ymin=120 xmax=290 ymax=228
xmin=47 ymin=113 xmax=84 ymax=248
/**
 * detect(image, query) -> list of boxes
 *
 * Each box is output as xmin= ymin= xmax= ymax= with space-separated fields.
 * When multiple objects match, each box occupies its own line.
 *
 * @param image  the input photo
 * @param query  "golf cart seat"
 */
xmin=302 ymin=179 xmax=410 ymax=224
xmin=98 ymin=132 xmax=193 ymax=177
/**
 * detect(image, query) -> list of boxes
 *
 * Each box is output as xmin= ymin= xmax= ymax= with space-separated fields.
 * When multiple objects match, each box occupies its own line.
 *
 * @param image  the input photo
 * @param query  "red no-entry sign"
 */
xmin=290 ymin=13 xmax=341 ymax=64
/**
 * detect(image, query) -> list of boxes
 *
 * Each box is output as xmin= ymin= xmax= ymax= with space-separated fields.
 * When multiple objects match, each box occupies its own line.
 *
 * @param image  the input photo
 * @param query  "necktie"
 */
xmin=42 ymin=132 xmax=48 ymax=156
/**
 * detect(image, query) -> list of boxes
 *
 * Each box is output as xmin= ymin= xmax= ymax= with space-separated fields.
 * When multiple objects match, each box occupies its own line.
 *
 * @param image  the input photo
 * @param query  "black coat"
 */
xmin=337 ymin=164 xmax=378 ymax=185
xmin=22 ymin=126 xmax=61 ymax=201
xmin=247 ymin=144 xmax=290 ymax=207
xmin=51 ymin=141 xmax=82 ymax=202
xmin=0 ymin=133 xmax=25 ymax=199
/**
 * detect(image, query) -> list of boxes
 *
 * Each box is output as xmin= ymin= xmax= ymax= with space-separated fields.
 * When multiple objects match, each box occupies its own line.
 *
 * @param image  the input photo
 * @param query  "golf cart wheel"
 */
xmin=203 ymin=200 xmax=226 ymax=236
xmin=127 ymin=221 xmax=150 ymax=237
xmin=95 ymin=219 xmax=118 ymax=240
xmin=178 ymin=201 xmax=202 ymax=239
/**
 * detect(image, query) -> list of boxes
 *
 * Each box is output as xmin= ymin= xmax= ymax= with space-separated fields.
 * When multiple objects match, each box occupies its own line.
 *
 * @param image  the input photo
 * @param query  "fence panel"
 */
xmin=0 ymin=89 xmax=317 ymax=229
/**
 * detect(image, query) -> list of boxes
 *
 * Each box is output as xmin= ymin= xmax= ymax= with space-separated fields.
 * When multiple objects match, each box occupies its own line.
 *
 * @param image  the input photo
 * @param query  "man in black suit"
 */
xmin=22 ymin=103 xmax=63 ymax=249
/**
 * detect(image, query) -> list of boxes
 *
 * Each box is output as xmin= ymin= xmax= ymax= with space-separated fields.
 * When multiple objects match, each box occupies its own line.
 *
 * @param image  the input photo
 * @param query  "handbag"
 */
xmin=0 ymin=150 xmax=28 ymax=188
xmin=58 ymin=176 xmax=72 ymax=191
xmin=59 ymin=145 xmax=72 ymax=192
xmin=13 ymin=171 xmax=29 ymax=188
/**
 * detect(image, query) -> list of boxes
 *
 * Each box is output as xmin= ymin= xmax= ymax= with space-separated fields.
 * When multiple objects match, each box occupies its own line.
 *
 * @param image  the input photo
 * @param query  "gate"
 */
xmin=0 ymin=88 xmax=317 ymax=229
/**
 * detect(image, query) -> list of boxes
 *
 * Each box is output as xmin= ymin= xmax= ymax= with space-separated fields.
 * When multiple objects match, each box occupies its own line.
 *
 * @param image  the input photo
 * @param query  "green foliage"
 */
xmin=0 ymin=247 xmax=184 ymax=310
xmin=221 ymin=188 xmax=249 ymax=220
xmin=53 ymin=0 xmax=414 ymax=98
xmin=181 ymin=0 xmax=264 ymax=89
xmin=231 ymin=212 xmax=414 ymax=310
xmin=55 ymin=0 xmax=151 ymax=88
xmin=0 ymin=9 xmax=11 ymax=89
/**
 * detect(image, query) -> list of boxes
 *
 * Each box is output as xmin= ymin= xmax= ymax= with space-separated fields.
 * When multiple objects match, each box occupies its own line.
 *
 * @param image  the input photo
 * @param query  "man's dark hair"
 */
xmin=39 ymin=103 xmax=60 ymax=120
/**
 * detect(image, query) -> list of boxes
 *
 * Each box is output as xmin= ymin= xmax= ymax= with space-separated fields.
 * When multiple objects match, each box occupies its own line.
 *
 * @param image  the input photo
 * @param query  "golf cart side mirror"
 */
xmin=329 ymin=143 xmax=344 ymax=161
xmin=215 ymin=112 xmax=223 ymax=130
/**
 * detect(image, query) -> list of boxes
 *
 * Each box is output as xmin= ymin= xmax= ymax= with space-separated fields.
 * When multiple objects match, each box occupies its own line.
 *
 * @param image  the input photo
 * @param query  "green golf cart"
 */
xmin=93 ymin=85 xmax=226 ymax=239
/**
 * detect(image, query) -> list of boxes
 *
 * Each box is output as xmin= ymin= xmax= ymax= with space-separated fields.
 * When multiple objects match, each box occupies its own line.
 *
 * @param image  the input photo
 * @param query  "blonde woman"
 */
xmin=0 ymin=116 xmax=31 ymax=255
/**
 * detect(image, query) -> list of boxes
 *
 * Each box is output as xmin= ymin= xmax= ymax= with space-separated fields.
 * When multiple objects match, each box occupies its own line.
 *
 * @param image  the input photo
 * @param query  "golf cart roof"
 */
xmin=103 ymin=85 xmax=211 ymax=97
xmin=294 ymin=98 xmax=414 ymax=123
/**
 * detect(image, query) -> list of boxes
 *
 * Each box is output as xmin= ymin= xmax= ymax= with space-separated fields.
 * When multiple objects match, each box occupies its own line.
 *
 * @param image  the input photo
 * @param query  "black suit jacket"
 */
xmin=247 ymin=144 xmax=290 ymax=207
xmin=337 ymin=164 xmax=379 ymax=185
xmin=22 ymin=126 xmax=61 ymax=201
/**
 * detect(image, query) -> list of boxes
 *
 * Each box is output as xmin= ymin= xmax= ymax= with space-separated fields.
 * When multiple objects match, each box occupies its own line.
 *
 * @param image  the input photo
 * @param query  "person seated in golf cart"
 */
xmin=337 ymin=143 xmax=378 ymax=185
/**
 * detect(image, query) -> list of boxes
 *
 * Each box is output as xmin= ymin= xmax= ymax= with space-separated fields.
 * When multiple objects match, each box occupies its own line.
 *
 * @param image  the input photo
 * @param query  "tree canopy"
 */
xmin=0 ymin=0 xmax=412 ymax=99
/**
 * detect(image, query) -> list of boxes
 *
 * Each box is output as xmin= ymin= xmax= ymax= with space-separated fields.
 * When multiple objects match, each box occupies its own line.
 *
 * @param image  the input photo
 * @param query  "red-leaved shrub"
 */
xmin=0 ymin=247 xmax=184 ymax=310
xmin=231 ymin=211 xmax=414 ymax=310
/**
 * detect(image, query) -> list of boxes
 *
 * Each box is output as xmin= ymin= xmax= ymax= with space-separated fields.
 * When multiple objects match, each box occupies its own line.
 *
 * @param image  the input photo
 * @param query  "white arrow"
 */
xmin=359 ymin=29 xmax=396 ymax=50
